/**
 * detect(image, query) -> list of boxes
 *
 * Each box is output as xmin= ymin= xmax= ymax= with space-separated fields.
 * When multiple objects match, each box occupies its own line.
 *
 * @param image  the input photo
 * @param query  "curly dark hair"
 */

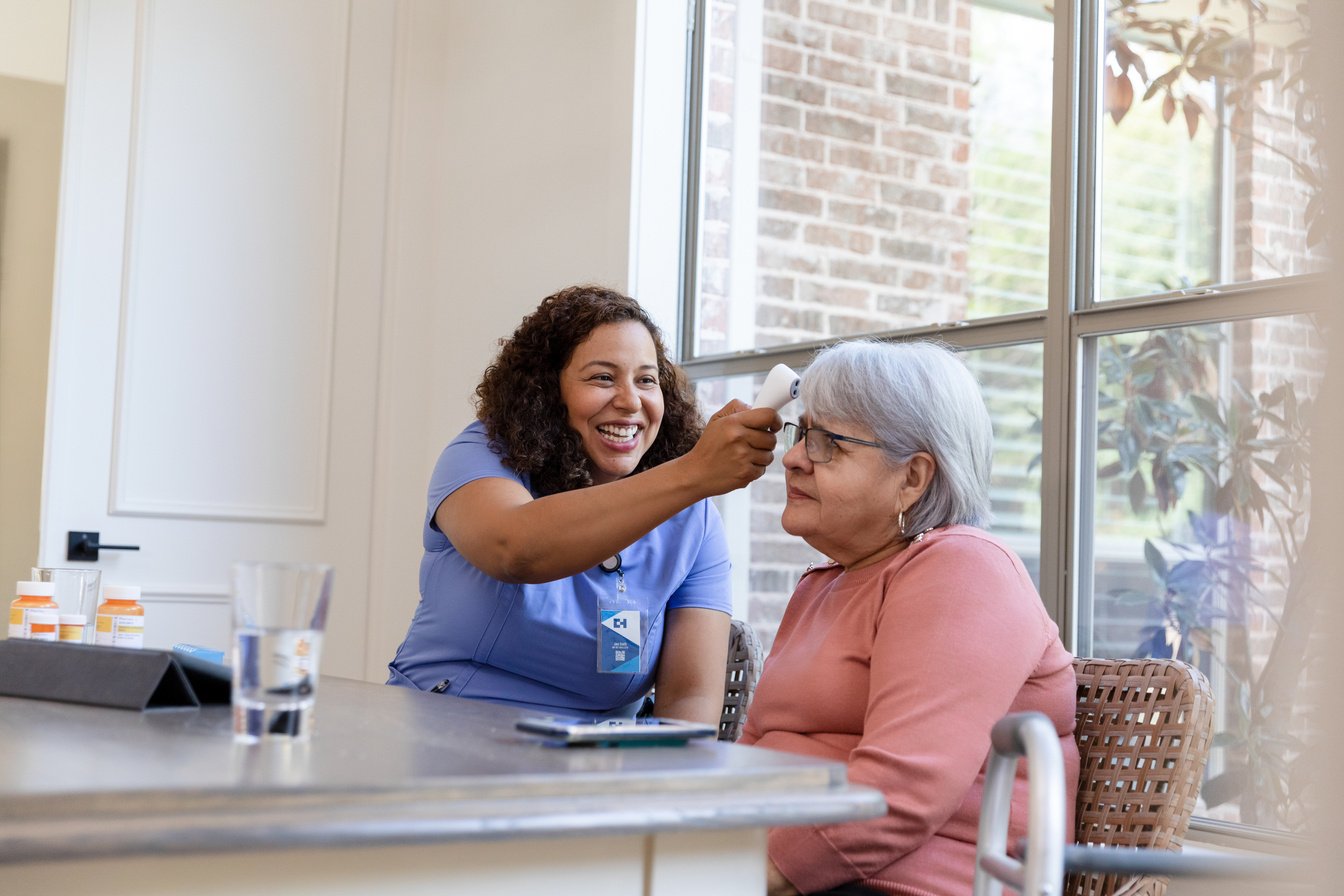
xmin=475 ymin=285 xmax=703 ymax=496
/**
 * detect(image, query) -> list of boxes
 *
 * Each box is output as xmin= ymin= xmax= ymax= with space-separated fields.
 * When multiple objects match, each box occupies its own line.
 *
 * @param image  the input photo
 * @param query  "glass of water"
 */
xmin=230 ymin=561 xmax=333 ymax=743
xmin=31 ymin=567 xmax=102 ymax=643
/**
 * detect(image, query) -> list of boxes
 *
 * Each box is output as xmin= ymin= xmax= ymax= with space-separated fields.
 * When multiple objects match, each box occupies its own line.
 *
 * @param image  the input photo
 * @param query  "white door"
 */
xmin=40 ymin=0 xmax=397 ymax=678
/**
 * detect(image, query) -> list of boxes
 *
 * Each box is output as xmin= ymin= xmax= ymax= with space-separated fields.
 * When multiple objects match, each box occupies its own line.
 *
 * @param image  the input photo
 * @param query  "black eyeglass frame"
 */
xmin=781 ymin=422 xmax=885 ymax=464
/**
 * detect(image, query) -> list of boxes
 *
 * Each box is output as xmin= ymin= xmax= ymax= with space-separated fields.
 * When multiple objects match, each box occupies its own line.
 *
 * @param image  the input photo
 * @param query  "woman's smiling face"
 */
xmin=559 ymin=321 xmax=665 ymax=485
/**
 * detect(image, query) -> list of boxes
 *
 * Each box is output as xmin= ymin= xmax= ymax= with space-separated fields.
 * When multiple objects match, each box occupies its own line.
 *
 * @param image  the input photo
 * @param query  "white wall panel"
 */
xmin=43 ymin=0 xmax=394 ymax=679
xmin=111 ymin=0 xmax=349 ymax=521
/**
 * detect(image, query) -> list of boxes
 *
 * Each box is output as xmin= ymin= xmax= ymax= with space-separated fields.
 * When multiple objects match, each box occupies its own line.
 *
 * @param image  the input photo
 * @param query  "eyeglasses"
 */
xmin=781 ymin=422 xmax=884 ymax=464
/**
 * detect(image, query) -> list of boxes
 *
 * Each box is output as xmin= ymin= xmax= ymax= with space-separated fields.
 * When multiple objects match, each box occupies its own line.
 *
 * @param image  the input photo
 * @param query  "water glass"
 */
xmin=31 ymin=567 xmax=102 ymax=643
xmin=230 ymin=561 xmax=333 ymax=743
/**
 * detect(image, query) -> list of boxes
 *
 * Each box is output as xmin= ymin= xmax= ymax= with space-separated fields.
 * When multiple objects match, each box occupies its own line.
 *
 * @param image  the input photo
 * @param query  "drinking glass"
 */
xmin=230 ymin=561 xmax=333 ymax=743
xmin=31 ymin=567 xmax=102 ymax=643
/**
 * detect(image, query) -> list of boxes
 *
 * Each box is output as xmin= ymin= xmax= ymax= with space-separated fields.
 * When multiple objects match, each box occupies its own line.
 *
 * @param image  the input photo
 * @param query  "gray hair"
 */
xmin=800 ymin=338 xmax=993 ymax=534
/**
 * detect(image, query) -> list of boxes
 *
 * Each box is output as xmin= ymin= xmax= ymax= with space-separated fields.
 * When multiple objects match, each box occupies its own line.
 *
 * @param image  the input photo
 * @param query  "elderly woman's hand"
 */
xmin=688 ymin=401 xmax=781 ymax=496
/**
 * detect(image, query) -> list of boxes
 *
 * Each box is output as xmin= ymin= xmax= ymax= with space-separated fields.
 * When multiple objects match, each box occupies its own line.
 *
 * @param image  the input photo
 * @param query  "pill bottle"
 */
xmin=27 ymin=609 xmax=59 ymax=642
xmin=59 ymin=614 xmax=88 ymax=643
xmin=9 ymin=581 xmax=59 ymax=640
xmin=95 ymin=585 xmax=145 ymax=649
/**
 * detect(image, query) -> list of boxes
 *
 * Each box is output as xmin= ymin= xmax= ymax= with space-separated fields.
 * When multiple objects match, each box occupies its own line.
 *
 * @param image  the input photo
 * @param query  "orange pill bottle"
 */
xmin=9 ymin=581 xmax=59 ymax=640
xmin=60 ymin=614 xmax=89 ymax=643
xmin=94 ymin=585 xmax=145 ymax=649
xmin=27 ymin=610 xmax=59 ymax=642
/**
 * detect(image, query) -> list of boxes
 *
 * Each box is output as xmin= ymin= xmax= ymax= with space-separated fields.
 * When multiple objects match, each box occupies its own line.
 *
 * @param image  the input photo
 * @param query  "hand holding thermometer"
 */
xmin=753 ymin=363 xmax=800 ymax=410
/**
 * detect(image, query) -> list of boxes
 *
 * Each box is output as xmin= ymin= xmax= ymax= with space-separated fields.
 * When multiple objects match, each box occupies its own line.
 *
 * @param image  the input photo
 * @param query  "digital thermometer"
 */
xmin=753 ymin=363 xmax=800 ymax=410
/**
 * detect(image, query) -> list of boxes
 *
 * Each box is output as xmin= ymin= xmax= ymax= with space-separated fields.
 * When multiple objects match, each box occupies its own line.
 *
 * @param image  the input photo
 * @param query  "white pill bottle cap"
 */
xmin=103 ymin=584 xmax=142 ymax=600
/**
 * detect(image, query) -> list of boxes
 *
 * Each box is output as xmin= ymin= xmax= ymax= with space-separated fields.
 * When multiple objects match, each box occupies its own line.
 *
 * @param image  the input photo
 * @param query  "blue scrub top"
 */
xmin=387 ymin=421 xmax=732 ymax=717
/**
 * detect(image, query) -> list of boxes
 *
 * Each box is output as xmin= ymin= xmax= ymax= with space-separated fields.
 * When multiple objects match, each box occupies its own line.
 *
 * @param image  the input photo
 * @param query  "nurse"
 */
xmin=387 ymin=285 xmax=780 ymax=723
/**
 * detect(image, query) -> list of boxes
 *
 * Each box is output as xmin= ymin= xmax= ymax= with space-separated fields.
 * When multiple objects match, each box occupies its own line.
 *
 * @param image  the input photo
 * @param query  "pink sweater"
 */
xmin=739 ymin=526 xmax=1079 ymax=896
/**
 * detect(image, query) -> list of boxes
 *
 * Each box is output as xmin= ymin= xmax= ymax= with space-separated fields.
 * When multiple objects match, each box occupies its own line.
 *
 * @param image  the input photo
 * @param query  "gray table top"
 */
xmin=0 ymin=676 xmax=885 ymax=863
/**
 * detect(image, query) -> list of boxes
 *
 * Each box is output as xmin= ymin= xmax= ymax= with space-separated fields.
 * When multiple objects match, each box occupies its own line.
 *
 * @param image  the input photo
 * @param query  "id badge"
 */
xmin=597 ymin=554 xmax=645 ymax=674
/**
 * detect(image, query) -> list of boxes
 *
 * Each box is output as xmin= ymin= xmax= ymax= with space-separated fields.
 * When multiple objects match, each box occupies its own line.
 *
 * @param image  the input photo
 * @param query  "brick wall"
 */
xmin=701 ymin=0 xmax=973 ymax=359
xmin=1229 ymin=44 xmax=1327 ymax=679
xmin=1233 ymin=44 xmax=1329 ymax=281
xmin=702 ymin=0 xmax=977 ymax=646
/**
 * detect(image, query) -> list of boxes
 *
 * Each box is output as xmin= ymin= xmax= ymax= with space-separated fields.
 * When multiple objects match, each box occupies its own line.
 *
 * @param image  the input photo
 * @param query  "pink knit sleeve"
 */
xmin=769 ymin=534 xmax=1053 ymax=894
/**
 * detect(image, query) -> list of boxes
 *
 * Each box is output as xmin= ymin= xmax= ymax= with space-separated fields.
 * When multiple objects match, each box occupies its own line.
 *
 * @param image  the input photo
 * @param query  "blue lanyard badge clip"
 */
xmin=596 ymin=553 xmax=645 ymax=674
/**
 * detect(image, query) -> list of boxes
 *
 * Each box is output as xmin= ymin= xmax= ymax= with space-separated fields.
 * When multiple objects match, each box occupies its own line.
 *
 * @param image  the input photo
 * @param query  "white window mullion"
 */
xmin=1040 ymin=0 xmax=1101 ymax=648
xmin=726 ymin=0 xmax=762 ymax=354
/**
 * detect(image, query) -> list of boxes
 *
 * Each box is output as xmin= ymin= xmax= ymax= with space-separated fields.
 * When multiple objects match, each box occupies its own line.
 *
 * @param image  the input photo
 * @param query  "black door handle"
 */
xmin=67 ymin=531 xmax=142 ymax=563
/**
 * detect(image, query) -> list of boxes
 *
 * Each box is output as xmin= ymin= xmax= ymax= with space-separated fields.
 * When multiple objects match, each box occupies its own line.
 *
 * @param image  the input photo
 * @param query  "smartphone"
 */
xmin=515 ymin=715 xmax=716 ymax=745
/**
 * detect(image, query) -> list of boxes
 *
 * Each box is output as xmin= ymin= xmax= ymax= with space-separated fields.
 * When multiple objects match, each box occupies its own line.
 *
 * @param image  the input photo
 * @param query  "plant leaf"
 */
xmin=1128 ymin=469 xmax=1147 ymax=513
xmin=1202 ymin=766 xmax=1249 ymax=809
xmin=1143 ymin=65 xmax=1183 ymax=102
xmin=1107 ymin=67 xmax=1134 ymax=125
xmin=1254 ymin=457 xmax=1291 ymax=492
xmin=1144 ymin=539 xmax=1169 ymax=580
xmin=1189 ymin=394 xmax=1224 ymax=429
xmin=1166 ymin=559 xmax=1207 ymax=592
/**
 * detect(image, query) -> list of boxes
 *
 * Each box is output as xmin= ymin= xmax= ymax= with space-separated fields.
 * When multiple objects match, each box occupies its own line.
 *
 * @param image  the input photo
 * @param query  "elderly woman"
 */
xmin=388 ymin=285 xmax=779 ymax=724
xmin=740 ymin=340 xmax=1079 ymax=896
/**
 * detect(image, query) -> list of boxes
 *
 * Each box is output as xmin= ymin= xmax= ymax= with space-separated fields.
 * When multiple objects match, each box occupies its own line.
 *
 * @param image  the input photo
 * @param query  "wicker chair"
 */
xmin=1068 ymin=658 xmax=1215 ymax=896
xmin=718 ymin=617 xmax=763 ymax=741
xmin=975 ymin=658 xmax=1218 ymax=896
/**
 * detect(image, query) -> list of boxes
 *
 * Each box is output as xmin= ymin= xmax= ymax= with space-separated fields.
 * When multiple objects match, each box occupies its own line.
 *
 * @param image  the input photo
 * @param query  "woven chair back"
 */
xmin=1067 ymin=658 xmax=1215 ymax=896
xmin=719 ymin=618 xmax=763 ymax=741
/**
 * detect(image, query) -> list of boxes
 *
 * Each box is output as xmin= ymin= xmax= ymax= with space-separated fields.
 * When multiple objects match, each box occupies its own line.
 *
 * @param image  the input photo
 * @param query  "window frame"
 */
xmin=675 ymin=0 xmax=1327 ymax=844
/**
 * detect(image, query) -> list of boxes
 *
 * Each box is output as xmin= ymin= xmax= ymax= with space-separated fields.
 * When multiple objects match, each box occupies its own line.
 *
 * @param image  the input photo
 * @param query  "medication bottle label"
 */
xmin=10 ymin=607 xmax=54 ymax=639
xmin=95 ymin=613 xmax=145 ymax=649
xmin=7 ymin=607 xmax=25 ymax=639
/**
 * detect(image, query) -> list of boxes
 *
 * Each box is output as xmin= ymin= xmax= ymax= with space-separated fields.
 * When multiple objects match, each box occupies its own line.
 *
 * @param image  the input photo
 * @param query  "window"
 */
xmin=679 ymin=0 xmax=1324 ymax=838
xmin=1081 ymin=316 xmax=1322 ymax=831
xmin=1099 ymin=0 xmax=1327 ymax=299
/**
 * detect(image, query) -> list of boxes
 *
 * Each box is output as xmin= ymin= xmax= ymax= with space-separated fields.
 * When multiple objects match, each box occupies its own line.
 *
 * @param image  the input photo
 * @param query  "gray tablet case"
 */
xmin=0 ymin=639 xmax=229 ymax=710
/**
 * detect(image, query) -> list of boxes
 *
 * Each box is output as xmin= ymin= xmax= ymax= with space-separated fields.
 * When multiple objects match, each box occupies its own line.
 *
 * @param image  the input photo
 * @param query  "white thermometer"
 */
xmin=753 ymin=363 xmax=800 ymax=410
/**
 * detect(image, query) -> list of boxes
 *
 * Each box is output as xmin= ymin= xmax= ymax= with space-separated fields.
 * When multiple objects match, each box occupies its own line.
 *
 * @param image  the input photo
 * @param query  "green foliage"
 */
xmin=1095 ymin=325 xmax=1316 ymax=830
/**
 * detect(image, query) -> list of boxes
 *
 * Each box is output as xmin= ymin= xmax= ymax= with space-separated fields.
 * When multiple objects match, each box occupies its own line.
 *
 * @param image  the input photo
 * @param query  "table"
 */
xmin=0 ymin=676 xmax=885 ymax=895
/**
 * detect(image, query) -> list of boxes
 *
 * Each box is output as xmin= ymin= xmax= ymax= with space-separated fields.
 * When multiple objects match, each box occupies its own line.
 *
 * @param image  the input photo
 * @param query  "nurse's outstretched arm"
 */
xmin=437 ymin=403 xmax=780 ymax=584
